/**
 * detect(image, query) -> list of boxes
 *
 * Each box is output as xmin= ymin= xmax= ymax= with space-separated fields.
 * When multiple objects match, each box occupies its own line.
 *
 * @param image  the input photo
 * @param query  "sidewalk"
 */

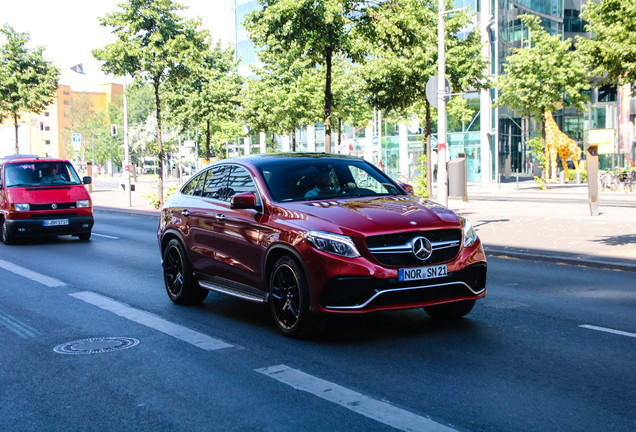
xmin=89 ymin=175 xmax=636 ymax=271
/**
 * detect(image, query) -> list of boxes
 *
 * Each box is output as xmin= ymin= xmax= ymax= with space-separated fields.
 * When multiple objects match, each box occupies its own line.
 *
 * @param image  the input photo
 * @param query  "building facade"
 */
xmin=0 ymin=67 xmax=122 ymax=159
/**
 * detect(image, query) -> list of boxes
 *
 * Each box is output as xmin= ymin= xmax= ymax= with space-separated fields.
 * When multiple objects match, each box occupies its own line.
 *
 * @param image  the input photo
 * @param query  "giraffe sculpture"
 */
xmin=543 ymin=111 xmax=581 ymax=182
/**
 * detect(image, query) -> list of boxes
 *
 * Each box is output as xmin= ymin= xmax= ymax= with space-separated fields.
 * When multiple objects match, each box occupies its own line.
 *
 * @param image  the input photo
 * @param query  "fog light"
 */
xmin=18 ymin=228 xmax=26 ymax=232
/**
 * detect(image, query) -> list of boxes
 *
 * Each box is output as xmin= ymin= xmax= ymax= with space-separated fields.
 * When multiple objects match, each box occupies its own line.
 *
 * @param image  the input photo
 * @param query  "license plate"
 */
xmin=43 ymin=219 xmax=69 ymax=227
xmin=399 ymin=264 xmax=447 ymax=282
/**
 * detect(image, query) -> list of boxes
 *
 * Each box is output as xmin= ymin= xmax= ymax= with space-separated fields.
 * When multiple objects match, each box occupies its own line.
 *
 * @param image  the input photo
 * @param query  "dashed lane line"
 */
xmin=92 ymin=233 xmax=120 ymax=239
xmin=579 ymin=324 xmax=636 ymax=339
xmin=0 ymin=259 xmax=66 ymax=287
xmin=256 ymin=364 xmax=459 ymax=432
xmin=70 ymin=291 xmax=233 ymax=351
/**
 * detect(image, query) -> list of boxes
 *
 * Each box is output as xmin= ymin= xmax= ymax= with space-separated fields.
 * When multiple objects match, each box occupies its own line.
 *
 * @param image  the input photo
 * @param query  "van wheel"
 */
xmin=1 ymin=220 xmax=15 ymax=245
xmin=78 ymin=232 xmax=91 ymax=241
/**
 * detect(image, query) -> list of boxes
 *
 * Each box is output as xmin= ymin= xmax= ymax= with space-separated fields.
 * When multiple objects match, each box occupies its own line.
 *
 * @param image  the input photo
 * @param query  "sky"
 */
xmin=1 ymin=0 xmax=234 ymax=77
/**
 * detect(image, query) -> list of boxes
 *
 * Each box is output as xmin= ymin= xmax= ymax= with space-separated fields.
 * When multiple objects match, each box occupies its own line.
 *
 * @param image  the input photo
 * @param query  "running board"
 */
xmin=198 ymin=278 xmax=268 ymax=303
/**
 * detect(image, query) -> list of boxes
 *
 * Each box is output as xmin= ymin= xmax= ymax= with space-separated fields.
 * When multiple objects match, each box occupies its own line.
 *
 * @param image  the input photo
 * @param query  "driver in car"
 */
xmin=304 ymin=170 xmax=338 ymax=198
xmin=41 ymin=165 xmax=60 ymax=183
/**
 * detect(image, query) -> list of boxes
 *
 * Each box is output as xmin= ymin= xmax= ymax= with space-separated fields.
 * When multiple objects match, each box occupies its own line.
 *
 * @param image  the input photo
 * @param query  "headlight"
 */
xmin=459 ymin=216 xmax=477 ymax=248
xmin=76 ymin=200 xmax=91 ymax=208
xmin=305 ymin=231 xmax=361 ymax=258
xmin=13 ymin=203 xmax=30 ymax=212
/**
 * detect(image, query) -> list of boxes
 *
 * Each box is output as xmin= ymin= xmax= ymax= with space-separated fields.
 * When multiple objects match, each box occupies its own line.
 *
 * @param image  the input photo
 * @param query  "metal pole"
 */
xmin=123 ymin=76 xmax=132 ymax=207
xmin=437 ymin=0 xmax=448 ymax=206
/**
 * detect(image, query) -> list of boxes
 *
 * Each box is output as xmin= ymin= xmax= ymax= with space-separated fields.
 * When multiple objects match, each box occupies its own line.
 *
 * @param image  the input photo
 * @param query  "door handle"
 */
xmin=215 ymin=214 xmax=226 ymax=222
xmin=181 ymin=210 xmax=190 ymax=217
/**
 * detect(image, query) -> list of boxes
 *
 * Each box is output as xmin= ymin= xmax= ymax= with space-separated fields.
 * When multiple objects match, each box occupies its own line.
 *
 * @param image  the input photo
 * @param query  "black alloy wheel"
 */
xmin=269 ymin=256 xmax=312 ymax=337
xmin=423 ymin=299 xmax=475 ymax=320
xmin=162 ymin=239 xmax=207 ymax=305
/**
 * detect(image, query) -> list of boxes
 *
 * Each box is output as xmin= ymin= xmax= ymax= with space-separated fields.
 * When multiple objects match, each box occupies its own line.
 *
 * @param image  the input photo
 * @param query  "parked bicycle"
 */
xmin=599 ymin=169 xmax=636 ymax=192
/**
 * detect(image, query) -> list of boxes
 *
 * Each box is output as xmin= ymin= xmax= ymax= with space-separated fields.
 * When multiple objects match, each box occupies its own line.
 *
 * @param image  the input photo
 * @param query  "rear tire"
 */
xmin=424 ymin=300 xmax=475 ymax=320
xmin=78 ymin=232 xmax=91 ymax=241
xmin=162 ymin=239 xmax=208 ymax=305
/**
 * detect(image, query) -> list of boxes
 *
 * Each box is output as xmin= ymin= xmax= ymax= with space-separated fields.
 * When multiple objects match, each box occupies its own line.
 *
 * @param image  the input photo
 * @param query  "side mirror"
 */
xmin=83 ymin=176 xmax=92 ymax=185
xmin=230 ymin=192 xmax=261 ymax=211
xmin=400 ymin=183 xmax=414 ymax=195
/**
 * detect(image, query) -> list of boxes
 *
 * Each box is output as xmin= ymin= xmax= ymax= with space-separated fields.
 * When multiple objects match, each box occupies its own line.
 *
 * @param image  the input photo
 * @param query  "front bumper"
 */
xmin=319 ymin=262 xmax=487 ymax=312
xmin=4 ymin=215 xmax=94 ymax=237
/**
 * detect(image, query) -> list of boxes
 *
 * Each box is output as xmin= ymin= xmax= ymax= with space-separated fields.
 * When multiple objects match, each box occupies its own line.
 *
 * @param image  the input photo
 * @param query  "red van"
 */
xmin=0 ymin=155 xmax=94 ymax=244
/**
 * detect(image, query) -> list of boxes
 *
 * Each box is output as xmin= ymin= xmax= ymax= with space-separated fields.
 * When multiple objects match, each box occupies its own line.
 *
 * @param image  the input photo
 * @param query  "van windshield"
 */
xmin=4 ymin=162 xmax=82 ymax=187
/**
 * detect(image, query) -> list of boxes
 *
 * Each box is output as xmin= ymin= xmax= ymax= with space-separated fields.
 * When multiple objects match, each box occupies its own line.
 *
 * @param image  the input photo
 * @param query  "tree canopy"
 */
xmin=577 ymin=0 xmax=636 ymax=89
xmin=496 ymin=15 xmax=590 ymax=118
xmin=0 ymin=24 xmax=59 ymax=154
xmin=93 ymin=0 xmax=210 ymax=206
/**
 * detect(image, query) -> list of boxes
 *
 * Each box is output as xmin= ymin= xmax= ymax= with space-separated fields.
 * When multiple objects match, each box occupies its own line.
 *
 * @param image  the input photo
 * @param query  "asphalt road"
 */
xmin=0 ymin=211 xmax=634 ymax=432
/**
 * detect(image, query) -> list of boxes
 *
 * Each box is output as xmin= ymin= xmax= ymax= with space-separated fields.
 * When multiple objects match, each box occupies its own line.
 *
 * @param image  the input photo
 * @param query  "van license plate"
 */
xmin=44 ymin=219 xmax=69 ymax=227
xmin=399 ymin=264 xmax=447 ymax=282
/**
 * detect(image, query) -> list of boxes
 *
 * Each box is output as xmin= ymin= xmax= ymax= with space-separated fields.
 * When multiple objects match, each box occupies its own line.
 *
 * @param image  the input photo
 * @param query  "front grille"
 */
xmin=30 ymin=212 xmax=78 ymax=219
xmin=30 ymin=202 xmax=77 ymax=211
xmin=365 ymin=229 xmax=461 ymax=266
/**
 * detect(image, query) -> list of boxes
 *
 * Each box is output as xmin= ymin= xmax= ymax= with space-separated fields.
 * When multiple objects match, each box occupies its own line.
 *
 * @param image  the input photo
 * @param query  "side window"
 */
xmin=181 ymin=171 xmax=205 ymax=196
xmin=225 ymin=165 xmax=257 ymax=201
xmin=202 ymin=166 xmax=229 ymax=199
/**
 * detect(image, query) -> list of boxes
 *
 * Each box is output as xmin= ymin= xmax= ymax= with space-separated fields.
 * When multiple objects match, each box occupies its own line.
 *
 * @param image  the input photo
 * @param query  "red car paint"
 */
xmin=0 ymin=155 xmax=93 ymax=243
xmin=158 ymin=153 xmax=486 ymax=336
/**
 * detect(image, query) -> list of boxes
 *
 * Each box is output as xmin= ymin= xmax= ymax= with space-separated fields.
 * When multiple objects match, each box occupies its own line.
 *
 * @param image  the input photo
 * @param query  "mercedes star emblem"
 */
xmin=412 ymin=236 xmax=433 ymax=261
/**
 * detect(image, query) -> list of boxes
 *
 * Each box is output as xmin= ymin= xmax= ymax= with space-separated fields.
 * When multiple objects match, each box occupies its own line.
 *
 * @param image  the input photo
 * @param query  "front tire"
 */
xmin=424 ymin=300 xmax=475 ymax=320
xmin=162 ymin=239 xmax=207 ymax=305
xmin=269 ymin=256 xmax=314 ymax=337
xmin=1 ymin=219 xmax=15 ymax=245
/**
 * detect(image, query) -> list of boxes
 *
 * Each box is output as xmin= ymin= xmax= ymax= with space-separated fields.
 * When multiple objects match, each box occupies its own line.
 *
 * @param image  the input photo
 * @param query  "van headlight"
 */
xmin=13 ymin=203 xmax=30 ymax=211
xmin=459 ymin=216 xmax=478 ymax=247
xmin=305 ymin=231 xmax=360 ymax=258
xmin=76 ymin=200 xmax=91 ymax=208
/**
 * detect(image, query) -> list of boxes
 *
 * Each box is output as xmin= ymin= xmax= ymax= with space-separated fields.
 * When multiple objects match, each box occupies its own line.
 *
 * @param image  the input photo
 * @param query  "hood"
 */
xmin=5 ymin=185 xmax=90 ymax=205
xmin=278 ymin=196 xmax=460 ymax=237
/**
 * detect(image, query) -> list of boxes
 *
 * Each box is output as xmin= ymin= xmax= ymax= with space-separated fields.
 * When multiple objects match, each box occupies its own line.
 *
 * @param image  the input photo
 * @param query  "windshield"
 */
xmin=258 ymin=157 xmax=404 ymax=202
xmin=4 ymin=161 xmax=82 ymax=187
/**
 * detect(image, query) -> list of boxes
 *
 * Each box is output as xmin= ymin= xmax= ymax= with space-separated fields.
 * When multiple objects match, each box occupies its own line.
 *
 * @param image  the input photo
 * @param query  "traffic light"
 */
xmin=111 ymin=124 xmax=117 ymax=136
xmin=39 ymin=121 xmax=44 ymax=131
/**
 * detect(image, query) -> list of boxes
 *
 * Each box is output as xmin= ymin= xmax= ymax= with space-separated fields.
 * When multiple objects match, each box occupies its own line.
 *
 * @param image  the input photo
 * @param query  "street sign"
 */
xmin=371 ymin=136 xmax=380 ymax=146
xmin=72 ymin=133 xmax=81 ymax=151
xmin=425 ymin=75 xmax=451 ymax=109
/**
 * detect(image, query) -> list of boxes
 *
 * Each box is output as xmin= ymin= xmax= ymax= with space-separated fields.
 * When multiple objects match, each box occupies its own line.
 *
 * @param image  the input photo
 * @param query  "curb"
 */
xmin=94 ymin=206 xmax=160 ymax=218
xmin=485 ymin=246 xmax=636 ymax=273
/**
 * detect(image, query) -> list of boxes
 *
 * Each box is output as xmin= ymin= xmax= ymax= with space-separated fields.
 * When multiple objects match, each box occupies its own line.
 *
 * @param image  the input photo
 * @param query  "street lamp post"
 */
xmin=437 ymin=0 xmax=448 ymax=207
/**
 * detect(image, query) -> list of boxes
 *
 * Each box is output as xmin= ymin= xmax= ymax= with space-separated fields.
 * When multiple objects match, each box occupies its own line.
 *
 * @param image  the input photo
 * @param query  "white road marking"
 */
xmin=0 ymin=259 xmax=66 ymax=287
xmin=70 ymin=291 xmax=233 ymax=351
xmin=0 ymin=310 xmax=43 ymax=339
xmin=92 ymin=233 xmax=119 ymax=239
xmin=579 ymin=324 xmax=636 ymax=339
xmin=256 ymin=364 xmax=458 ymax=432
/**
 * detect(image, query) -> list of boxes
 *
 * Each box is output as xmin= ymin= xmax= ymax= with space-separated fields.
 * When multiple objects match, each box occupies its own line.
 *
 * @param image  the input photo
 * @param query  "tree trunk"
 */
xmin=292 ymin=129 xmax=296 ymax=152
xmin=154 ymin=80 xmax=164 ymax=208
xmin=13 ymin=113 xmax=19 ymax=155
xmin=205 ymin=119 xmax=211 ymax=162
xmin=324 ymin=46 xmax=333 ymax=153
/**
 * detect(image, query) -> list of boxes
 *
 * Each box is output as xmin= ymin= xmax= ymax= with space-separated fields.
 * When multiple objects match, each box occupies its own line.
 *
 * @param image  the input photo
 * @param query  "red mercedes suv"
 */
xmin=158 ymin=153 xmax=486 ymax=336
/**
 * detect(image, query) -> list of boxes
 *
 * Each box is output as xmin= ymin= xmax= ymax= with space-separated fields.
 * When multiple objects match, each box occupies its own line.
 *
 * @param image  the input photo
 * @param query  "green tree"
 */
xmin=577 ymin=0 xmax=636 ymax=88
xmin=245 ymin=0 xmax=368 ymax=153
xmin=242 ymin=49 xmax=321 ymax=151
xmin=93 ymin=0 xmax=209 ymax=206
xmin=496 ymin=15 xmax=590 ymax=118
xmin=63 ymin=93 xmax=108 ymax=164
xmin=496 ymin=15 xmax=589 ymax=152
xmin=358 ymin=0 xmax=488 ymax=196
xmin=0 ymin=24 xmax=59 ymax=154
xmin=166 ymin=41 xmax=243 ymax=161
